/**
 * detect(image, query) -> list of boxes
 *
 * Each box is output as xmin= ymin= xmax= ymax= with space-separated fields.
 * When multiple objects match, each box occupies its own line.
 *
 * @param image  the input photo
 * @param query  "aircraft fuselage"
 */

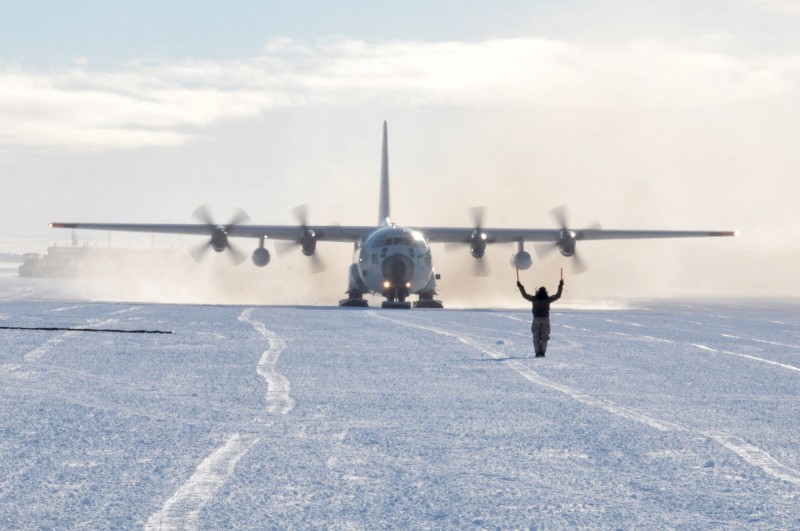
xmin=356 ymin=226 xmax=435 ymax=302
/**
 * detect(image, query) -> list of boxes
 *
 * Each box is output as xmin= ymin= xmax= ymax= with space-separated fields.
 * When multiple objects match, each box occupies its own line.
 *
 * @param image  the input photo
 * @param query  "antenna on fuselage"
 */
xmin=378 ymin=120 xmax=391 ymax=227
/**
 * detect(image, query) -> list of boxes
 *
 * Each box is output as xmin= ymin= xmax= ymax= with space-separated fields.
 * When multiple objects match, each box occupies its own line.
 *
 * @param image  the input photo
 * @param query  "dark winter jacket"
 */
xmin=518 ymin=282 xmax=563 ymax=318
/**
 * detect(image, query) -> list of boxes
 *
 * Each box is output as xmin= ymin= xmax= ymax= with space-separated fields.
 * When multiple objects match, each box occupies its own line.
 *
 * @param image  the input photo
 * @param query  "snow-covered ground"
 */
xmin=1 ymin=283 xmax=798 ymax=528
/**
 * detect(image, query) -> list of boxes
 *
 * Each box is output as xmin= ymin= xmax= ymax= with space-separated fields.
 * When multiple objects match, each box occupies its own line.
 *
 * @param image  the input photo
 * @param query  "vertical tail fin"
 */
xmin=378 ymin=121 xmax=391 ymax=227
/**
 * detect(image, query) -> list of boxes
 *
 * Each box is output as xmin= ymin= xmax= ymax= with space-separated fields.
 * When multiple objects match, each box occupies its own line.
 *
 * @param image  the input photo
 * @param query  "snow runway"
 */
xmin=377 ymin=309 xmax=800 ymax=487
xmin=1 ymin=297 xmax=798 ymax=528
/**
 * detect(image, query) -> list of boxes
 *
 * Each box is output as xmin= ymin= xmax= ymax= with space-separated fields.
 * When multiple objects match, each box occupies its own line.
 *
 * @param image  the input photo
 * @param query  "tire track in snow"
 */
xmin=692 ymin=343 xmax=800 ymax=373
xmin=552 ymin=316 xmax=800 ymax=375
xmin=144 ymin=433 xmax=260 ymax=530
xmin=374 ymin=313 xmax=681 ymax=432
xmin=704 ymin=432 xmax=800 ymax=487
xmin=146 ymin=308 xmax=292 ymax=530
xmin=375 ymin=313 xmax=800 ymax=488
xmin=600 ymin=322 xmax=800 ymax=373
xmin=24 ymin=336 xmax=71 ymax=361
xmin=239 ymin=308 xmax=295 ymax=415
xmin=107 ymin=305 xmax=142 ymax=315
xmin=753 ymin=338 xmax=800 ymax=349
xmin=47 ymin=304 xmax=84 ymax=313
xmin=24 ymin=318 xmax=117 ymax=361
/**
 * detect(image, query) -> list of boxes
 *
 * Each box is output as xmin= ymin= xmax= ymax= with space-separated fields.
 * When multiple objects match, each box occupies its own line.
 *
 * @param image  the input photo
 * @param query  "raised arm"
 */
xmin=517 ymin=281 xmax=534 ymax=302
xmin=550 ymin=279 xmax=564 ymax=302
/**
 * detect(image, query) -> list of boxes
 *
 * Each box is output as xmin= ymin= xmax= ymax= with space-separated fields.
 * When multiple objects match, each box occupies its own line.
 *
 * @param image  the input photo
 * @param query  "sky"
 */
xmin=1 ymin=0 xmax=799 ymax=301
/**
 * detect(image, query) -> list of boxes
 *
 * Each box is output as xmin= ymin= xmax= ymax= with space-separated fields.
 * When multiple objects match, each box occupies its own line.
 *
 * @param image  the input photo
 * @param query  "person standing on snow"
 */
xmin=517 ymin=278 xmax=564 ymax=357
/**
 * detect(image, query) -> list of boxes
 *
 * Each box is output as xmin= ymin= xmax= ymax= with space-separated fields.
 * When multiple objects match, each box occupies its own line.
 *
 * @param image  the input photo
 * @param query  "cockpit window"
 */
xmin=384 ymin=237 xmax=413 ymax=246
xmin=365 ymin=230 xmax=428 ymax=250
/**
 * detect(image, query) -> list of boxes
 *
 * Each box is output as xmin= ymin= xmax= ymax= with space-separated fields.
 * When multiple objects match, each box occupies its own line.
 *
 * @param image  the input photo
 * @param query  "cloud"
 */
xmin=0 ymin=65 xmax=271 ymax=149
xmin=1 ymin=36 xmax=799 ymax=150
xmin=745 ymin=0 xmax=800 ymax=15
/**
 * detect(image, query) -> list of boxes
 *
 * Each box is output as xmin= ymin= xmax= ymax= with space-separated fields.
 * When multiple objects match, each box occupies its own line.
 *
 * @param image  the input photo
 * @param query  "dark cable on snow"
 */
xmin=0 ymin=325 xmax=174 ymax=334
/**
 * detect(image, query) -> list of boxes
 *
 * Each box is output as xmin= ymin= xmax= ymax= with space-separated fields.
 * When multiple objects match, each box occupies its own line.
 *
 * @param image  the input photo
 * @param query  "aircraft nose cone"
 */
xmin=382 ymin=254 xmax=414 ymax=284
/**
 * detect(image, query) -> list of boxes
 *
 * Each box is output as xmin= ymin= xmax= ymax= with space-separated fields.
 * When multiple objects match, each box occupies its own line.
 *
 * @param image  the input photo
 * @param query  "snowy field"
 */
xmin=1 ymin=287 xmax=799 ymax=528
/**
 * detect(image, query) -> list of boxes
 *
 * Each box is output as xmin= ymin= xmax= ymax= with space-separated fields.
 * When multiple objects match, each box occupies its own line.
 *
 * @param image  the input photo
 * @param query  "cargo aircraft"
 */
xmin=50 ymin=122 xmax=736 ymax=308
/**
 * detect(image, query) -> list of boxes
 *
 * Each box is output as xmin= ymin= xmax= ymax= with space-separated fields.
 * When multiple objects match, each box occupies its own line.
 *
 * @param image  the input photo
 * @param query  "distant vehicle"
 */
xmin=50 ymin=122 xmax=736 ymax=308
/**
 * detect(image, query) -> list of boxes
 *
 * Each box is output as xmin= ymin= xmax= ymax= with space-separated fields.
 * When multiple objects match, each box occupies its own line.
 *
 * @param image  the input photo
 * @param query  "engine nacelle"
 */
xmin=252 ymin=247 xmax=270 ymax=267
xmin=300 ymin=229 xmax=317 ymax=256
xmin=469 ymin=230 xmax=487 ymax=258
xmin=210 ymin=228 xmax=228 ymax=253
xmin=559 ymin=230 xmax=576 ymax=257
xmin=511 ymin=251 xmax=533 ymax=270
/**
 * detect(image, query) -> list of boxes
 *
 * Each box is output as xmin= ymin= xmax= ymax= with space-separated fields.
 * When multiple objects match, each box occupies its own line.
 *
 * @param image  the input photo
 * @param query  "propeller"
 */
xmin=189 ymin=204 xmax=251 ymax=266
xmin=446 ymin=206 xmax=490 ymax=276
xmin=469 ymin=206 xmax=485 ymax=228
xmin=276 ymin=204 xmax=327 ymax=274
xmin=535 ymin=205 xmax=600 ymax=274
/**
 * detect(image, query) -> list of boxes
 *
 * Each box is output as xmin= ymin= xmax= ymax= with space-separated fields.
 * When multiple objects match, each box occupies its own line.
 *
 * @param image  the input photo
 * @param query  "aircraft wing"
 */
xmin=565 ymin=229 xmax=738 ymax=241
xmin=418 ymin=227 xmax=737 ymax=244
xmin=50 ymin=222 xmax=736 ymax=244
xmin=48 ymin=222 xmax=375 ymax=242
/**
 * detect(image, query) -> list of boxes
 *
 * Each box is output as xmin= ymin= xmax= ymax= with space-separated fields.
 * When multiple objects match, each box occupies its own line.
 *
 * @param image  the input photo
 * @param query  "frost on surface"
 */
xmin=1 ymin=294 xmax=798 ymax=529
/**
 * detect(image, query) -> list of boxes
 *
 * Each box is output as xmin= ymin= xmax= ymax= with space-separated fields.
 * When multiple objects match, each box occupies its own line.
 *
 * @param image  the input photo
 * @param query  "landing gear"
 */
xmin=382 ymin=300 xmax=411 ymax=309
xmin=338 ymin=275 xmax=444 ymax=309
xmin=340 ymin=298 xmax=369 ymax=307
xmin=413 ymin=291 xmax=443 ymax=309
xmin=339 ymin=289 xmax=369 ymax=308
xmin=381 ymin=286 xmax=411 ymax=309
xmin=413 ymin=300 xmax=443 ymax=309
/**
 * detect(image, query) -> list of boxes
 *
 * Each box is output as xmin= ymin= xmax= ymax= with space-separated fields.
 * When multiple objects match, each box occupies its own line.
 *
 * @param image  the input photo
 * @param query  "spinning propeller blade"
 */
xmin=446 ymin=206 xmax=490 ymax=276
xmin=189 ymin=204 xmax=250 ymax=265
xmin=276 ymin=204 xmax=327 ymax=274
xmin=534 ymin=205 xmax=600 ymax=274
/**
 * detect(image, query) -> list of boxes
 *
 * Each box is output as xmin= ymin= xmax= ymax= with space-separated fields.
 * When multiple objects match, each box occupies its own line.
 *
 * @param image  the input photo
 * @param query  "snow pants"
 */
xmin=531 ymin=317 xmax=551 ymax=355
